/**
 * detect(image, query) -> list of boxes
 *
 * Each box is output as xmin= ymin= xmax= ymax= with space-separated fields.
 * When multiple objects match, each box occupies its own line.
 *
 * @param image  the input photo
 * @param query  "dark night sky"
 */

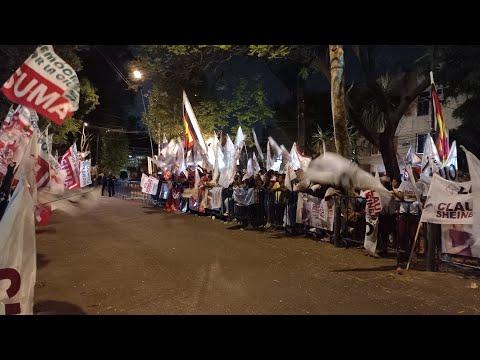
xmin=79 ymin=45 xmax=426 ymax=150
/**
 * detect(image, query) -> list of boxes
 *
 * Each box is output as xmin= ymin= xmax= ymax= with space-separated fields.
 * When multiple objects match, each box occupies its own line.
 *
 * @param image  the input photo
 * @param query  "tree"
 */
xmin=132 ymin=46 xmax=274 ymax=142
xmin=329 ymin=45 xmax=350 ymax=158
xmin=99 ymin=132 xmax=129 ymax=174
xmin=239 ymin=45 xmax=432 ymax=179
xmin=433 ymin=46 xmax=480 ymax=166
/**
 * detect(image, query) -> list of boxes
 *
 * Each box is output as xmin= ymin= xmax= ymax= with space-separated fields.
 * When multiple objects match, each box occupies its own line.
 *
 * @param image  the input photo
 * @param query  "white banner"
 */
xmin=296 ymin=193 xmax=334 ymax=231
xmin=141 ymin=176 xmax=159 ymax=195
xmin=233 ymin=187 xmax=255 ymax=206
xmin=0 ymin=179 xmax=36 ymax=315
xmin=207 ymin=187 xmax=223 ymax=209
xmin=420 ymin=174 xmax=472 ymax=225
xmin=79 ymin=160 xmax=92 ymax=188
xmin=361 ymin=190 xmax=382 ymax=255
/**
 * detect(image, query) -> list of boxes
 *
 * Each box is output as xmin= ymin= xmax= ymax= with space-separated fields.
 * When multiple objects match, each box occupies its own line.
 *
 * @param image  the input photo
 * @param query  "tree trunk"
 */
xmin=297 ymin=75 xmax=306 ymax=152
xmin=329 ymin=45 xmax=350 ymax=158
xmin=379 ymin=131 xmax=400 ymax=180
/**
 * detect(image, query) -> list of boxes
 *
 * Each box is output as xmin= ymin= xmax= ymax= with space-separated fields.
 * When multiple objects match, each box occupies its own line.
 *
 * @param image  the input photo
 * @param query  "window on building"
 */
xmin=417 ymin=91 xmax=430 ymax=116
xmin=416 ymin=133 xmax=428 ymax=153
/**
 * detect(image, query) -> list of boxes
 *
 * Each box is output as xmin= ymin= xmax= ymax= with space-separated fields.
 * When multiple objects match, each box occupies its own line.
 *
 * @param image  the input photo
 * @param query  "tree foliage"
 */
xmin=132 ymin=46 xmax=274 ymax=142
xmin=435 ymin=46 xmax=480 ymax=161
xmin=99 ymin=132 xmax=129 ymax=174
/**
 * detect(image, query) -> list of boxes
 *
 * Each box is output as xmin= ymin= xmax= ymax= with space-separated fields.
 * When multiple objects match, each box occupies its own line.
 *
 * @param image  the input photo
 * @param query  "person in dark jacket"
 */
xmin=101 ymin=174 xmax=108 ymax=196
xmin=107 ymin=172 xmax=116 ymax=197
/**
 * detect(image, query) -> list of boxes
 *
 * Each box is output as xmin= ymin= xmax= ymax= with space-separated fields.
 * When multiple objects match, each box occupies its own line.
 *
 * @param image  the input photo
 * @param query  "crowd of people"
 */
xmin=122 ymin=163 xmax=431 ymax=268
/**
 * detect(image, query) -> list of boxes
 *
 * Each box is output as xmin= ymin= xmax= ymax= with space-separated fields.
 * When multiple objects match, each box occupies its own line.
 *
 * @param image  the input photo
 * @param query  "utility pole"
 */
xmin=96 ymin=132 xmax=100 ymax=167
xmin=297 ymin=74 xmax=306 ymax=152
xmin=329 ymin=45 xmax=351 ymax=158
xmin=139 ymin=86 xmax=155 ymax=158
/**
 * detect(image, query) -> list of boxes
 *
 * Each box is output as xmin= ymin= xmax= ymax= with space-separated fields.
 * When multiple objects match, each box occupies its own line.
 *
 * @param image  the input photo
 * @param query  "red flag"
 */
xmin=35 ymin=203 xmax=52 ymax=226
xmin=1 ymin=45 xmax=80 ymax=126
xmin=60 ymin=144 xmax=80 ymax=190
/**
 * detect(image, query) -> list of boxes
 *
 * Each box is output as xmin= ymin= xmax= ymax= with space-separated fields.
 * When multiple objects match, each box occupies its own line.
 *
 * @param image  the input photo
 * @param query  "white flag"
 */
xmin=252 ymin=153 xmax=261 ymax=174
xmin=235 ymin=126 xmax=245 ymax=150
xmin=420 ymin=134 xmax=441 ymax=183
xmin=465 ymin=147 xmax=480 ymax=236
xmin=268 ymin=136 xmax=282 ymax=157
xmin=266 ymin=140 xmax=273 ymax=170
xmin=445 ymin=140 xmax=457 ymax=170
xmin=252 ymin=128 xmax=264 ymax=162
xmin=290 ymin=143 xmax=301 ymax=170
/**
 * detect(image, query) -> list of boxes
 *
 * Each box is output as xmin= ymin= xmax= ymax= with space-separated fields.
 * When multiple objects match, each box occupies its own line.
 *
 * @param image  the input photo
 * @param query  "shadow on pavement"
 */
xmin=36 ymin=253 xmax=50 ymax=269
xmin=331 ymin=265 xmax=398 ymax=273
xmin=36 ymin=227 xmax=57 ymax=234
xmin=34 ymin=300 xmax=86 ymax=315
xmin=143 ymin=210 xmax=163 ymax=214
xmin=226 ymin=224 xmax=244 ymax=230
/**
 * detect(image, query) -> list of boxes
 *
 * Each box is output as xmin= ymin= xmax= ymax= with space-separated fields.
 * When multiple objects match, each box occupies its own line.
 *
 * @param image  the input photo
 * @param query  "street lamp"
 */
xmin=133 ymin=70 xmax=143 ymax=80
xmin=132 ymin=69 xmax=154 ymax=158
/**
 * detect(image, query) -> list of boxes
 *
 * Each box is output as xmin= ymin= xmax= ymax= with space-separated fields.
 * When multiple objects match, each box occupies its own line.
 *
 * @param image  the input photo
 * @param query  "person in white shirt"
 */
xmin=392 ymin=172 xmax=423 ymax=267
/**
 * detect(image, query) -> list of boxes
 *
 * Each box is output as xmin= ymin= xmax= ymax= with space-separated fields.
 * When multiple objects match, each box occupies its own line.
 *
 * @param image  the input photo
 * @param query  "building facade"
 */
xmin=357 ymin=87 xmax=463 ymax=174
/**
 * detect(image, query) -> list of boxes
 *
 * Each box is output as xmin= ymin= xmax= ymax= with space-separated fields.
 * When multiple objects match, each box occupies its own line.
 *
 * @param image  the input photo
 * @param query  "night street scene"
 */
xmin=1 ymin=44 xmax=480 ymax=316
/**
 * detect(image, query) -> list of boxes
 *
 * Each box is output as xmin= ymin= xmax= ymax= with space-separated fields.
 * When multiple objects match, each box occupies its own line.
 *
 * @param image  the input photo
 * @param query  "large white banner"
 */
xmin=0 ymin=179 xmax=36 ymax=315
xmin=420 ymin=174 xmax=472 ymax=225
xmin=79 ymin=160 xmax=92 ymax=188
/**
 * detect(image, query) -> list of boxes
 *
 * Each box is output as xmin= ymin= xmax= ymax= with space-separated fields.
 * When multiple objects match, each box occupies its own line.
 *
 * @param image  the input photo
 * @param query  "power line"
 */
xmin=95 ymin=46 xmax=131 ymax=88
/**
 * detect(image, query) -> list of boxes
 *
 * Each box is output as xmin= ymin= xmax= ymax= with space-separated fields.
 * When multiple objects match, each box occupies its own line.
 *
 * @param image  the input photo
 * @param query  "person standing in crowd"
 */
xmin=107 ymin=172 xmax=116 ymax=197
xmin=392 ymin=173 xmax=422 ymax=267
xmin=376 ymin=176 xmax=398 ymax=257
xmin=101 ymin=173 xmax=108 ymax=196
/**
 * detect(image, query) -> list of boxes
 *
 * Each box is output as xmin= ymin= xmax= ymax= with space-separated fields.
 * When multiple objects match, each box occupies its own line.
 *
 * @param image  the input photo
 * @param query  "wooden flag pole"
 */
xmin=406 ymin=221 xmax=423 ymax=270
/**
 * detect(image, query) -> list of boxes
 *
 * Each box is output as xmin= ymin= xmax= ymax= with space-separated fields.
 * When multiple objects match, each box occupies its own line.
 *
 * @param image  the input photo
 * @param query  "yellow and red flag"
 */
xmin=431 ymin=83 xmax=449 ymax=163
xmin=183 ymin=91 xmax=207 ymax=156
xmin=183 ymin=112 xmax=194 ymax=150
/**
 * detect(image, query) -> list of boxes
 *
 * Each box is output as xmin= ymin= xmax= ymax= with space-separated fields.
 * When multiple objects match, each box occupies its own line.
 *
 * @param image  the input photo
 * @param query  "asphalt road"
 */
xmin=34 ymin=189 xmax=480 ymax=314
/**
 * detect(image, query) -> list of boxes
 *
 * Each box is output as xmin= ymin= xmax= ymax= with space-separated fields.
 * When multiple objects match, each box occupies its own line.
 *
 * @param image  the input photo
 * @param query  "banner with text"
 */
xmin=296 ymin=193 xmax=335 ymax=231
xmin=420 ymin=174 xmax=472 ymax=225
xmin=2 ymin=45 xmax=79 ymax=125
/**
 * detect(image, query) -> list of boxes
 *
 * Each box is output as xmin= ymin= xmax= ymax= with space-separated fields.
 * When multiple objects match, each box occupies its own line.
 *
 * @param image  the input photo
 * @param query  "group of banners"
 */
xmin=0 ymin=45 xmax=81 ymax=315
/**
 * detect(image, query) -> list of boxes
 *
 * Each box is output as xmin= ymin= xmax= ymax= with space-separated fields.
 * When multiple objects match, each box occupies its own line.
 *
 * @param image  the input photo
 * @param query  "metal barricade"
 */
xmin=333 ymin=195 xmax=366 ymax=248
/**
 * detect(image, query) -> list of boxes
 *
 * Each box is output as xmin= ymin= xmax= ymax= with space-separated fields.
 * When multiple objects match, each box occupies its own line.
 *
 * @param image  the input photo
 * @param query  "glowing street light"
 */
xmin=131 ymin=68 xmax=154 ymax=158
xmin=133 ymin=70 xmax=143 ymax=80
xmin=83 ymin=122 xmax=88 ymax=127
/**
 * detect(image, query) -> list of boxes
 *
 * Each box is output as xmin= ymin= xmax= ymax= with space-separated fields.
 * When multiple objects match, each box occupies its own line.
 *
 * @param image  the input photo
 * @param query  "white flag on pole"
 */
xmin=235 ymin=126 xmax=245 ymax=151
xmin=252 ymin=128 xmax=264 ymax=162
